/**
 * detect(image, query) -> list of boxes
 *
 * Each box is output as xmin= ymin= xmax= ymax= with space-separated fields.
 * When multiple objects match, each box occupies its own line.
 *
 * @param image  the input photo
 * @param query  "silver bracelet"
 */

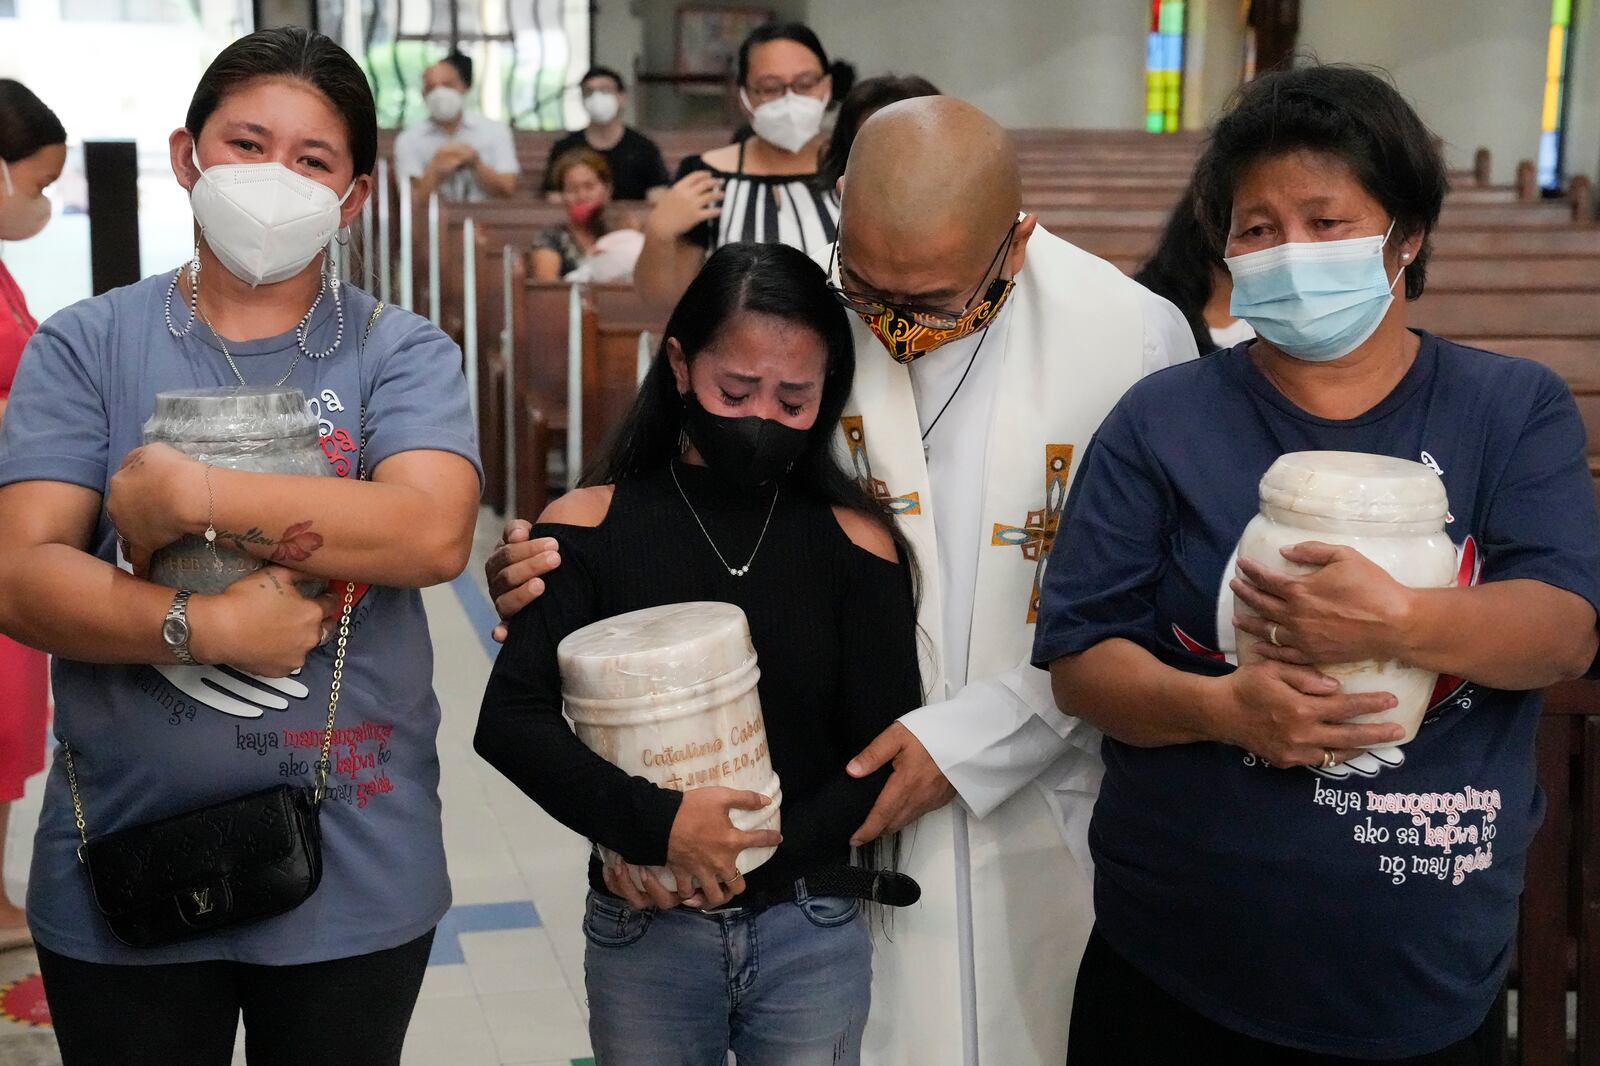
xmin=201 ymin=463 xmax=220 ymax=564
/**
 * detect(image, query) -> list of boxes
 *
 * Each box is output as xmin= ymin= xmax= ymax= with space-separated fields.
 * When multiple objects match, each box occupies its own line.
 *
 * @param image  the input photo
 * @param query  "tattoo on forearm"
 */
xmin=218 ymin=527 xmax=277 ymax=548
xmin=270 ymin=521 xmax=324 ymax=564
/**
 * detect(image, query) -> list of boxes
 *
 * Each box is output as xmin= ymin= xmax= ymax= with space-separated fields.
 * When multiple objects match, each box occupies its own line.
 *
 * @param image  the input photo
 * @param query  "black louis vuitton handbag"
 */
xmin=63 ymin=579 xmax=355 ymax=948
xmin=61 ymin=303 xmax=383 ymax=949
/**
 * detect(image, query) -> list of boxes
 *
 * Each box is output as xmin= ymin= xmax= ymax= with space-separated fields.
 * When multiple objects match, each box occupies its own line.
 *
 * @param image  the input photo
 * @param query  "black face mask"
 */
xmin=682 ymin=391 xmax=809 ymax=489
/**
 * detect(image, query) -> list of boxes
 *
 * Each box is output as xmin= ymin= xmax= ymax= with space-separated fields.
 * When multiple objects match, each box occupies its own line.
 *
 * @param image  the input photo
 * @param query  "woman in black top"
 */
xmin=635 ymin=23 xmax=841 ymax=320
xmin=475 ymin=241 xmax=920 ymax=1065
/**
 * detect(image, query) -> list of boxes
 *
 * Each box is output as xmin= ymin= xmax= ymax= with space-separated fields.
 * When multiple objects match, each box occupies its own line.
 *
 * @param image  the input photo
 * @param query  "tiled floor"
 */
xmin=0 ymin=513 xmax=600 ymax=1066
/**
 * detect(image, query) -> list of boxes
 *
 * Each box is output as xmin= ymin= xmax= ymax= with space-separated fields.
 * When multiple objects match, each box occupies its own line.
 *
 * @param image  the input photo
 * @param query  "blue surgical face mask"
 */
xmin=1225 ymin=220 xmax=1404 ymax=362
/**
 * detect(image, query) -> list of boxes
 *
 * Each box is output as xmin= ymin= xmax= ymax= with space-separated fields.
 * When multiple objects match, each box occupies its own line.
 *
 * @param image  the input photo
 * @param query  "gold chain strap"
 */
xmin=315 ymin=580 xmax=358 ymax=801
xmin=64 ymin=739 xmax=88 ymax=863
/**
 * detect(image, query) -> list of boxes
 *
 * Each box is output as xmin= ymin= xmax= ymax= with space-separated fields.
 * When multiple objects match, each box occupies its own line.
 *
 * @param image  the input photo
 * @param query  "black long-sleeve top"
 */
xmin=475 ymin=460 xmax=923 ymax=899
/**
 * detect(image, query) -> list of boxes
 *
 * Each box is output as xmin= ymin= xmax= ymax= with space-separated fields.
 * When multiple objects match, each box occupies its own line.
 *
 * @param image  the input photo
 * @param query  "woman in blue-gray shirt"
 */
xmin=0 ymin=28 xmax=480 ymax=1066
xmin=1035 ymin=66 xmax=1600 ymax=1064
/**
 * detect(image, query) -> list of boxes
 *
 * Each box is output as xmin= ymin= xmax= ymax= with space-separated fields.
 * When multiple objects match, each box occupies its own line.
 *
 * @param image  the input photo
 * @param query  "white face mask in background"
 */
xmin=188 ymin=147 xmax=353 ymax=288
xmin=741 ymin=89 xmax=826 ymax=154
xmin=425 ymin=86 xmax=465 ymax=124
xmin=0 ymin=158 xmax=53 ymax=242
xmin=583 ymin=91 xmax=621 ymax=124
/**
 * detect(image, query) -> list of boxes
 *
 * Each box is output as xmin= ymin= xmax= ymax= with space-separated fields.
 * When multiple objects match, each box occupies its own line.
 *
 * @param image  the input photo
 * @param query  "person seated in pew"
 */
xmin=1133 ymin=185 xmax=1254 ymax=356
xmin=815 ymin=74 xmax=940 ymax=193
xmin=532 ymin=148 xmax=643 ymax=283
xmin=541 ymin=67 xmax=669 ymax=205
xmin=1036 ymin=63 xmax=1600 ymax=1065
xmin=393 ymin=51 xmax=518 ymax=202
xmin=635 ymin=22 xmax=840 ymax=320
xmin=475 ymin=241 xmax=922 ymax=1066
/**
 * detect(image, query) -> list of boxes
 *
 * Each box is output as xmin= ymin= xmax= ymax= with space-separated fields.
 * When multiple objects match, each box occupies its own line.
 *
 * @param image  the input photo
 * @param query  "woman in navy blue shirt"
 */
xmin=1035 ymin=65 xmax=1600 ymax=1064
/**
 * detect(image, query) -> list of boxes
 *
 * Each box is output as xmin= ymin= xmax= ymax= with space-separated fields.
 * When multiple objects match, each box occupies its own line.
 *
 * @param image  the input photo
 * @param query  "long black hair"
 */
xmin=582 ymin=241 xmax=917 ymax=594
xmin=1133 ymin=185 xmax=1221 ymax=356
xmin=817 ymin=74 xmax=940 ymax=191
xmin=186 ymin=27 xmax=379 ymax=177
xmin=0 ymin=79 xmax=66 ymax=164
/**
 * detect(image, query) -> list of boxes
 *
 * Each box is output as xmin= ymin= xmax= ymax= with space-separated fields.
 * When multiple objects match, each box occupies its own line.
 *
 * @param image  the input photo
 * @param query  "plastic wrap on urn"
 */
xmin=141 ymin=387 xmax=333 ymax=594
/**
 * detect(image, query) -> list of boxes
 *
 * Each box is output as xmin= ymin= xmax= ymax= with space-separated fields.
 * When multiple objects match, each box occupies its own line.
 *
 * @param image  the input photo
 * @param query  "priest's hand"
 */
xmin=846 ymin=722 xmax=957 ymax=845
xmin=484 ymin=518 xmax=562 ymax=642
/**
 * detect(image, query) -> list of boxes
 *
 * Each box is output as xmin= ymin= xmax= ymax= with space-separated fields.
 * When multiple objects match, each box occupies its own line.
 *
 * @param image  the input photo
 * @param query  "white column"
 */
xmin=463 ymin=218 xmax=479 ymax=422
xmin=503 ymin=244 xmax=518 ymax=515
xmin=566 ymin=281 xmax=583 ymax=488
xmin=427 ymin=191 xmax=441 ymax=326
xmin=397 ymin=174 xmax=413 ymax=310
xmin=376 ymin=157 xmax=392 ymax=305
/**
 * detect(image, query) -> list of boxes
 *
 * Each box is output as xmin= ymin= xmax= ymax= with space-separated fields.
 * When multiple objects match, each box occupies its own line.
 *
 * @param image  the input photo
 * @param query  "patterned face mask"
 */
xmin=830 ymin=215 xmax=1020 ymax=364
xmin=859 ymin=275 xmax=1015 ymax=364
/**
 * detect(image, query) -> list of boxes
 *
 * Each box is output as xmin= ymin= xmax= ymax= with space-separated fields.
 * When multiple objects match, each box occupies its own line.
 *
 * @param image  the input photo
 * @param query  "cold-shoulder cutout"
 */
xmin=832 ymin=505 xmax=899 ymax=564
xmin=537 ymin=485 xmax=615 ymax=528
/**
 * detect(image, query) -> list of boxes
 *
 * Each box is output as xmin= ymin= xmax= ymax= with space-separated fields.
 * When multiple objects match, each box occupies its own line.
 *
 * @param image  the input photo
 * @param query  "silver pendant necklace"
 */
xmin=670 ymin=462 xmax=780 ymax=578
xmin=194 ymin=300 xmax=294 ymax=388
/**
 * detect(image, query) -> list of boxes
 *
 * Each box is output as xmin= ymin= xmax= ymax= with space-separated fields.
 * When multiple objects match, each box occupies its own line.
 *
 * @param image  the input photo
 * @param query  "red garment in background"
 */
xmin=0 ymin=257 xmax=50 ymax=802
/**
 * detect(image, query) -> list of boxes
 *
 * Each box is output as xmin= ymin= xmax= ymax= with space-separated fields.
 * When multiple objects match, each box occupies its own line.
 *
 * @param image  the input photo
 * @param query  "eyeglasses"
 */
xmin=828 ymin=218 xmax=1020 ymax=330
xmin=744 ymin=73 xmax=826 ymax=104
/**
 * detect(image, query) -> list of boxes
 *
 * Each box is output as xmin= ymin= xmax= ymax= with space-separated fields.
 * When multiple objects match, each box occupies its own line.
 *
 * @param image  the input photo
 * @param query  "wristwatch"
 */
xmin=162 ymin=589 xmax=197 ymax=666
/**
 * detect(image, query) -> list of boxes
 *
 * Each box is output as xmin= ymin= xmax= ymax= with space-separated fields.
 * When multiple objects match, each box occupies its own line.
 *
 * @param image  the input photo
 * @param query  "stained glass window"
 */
xmin=343 ymin=0 xmax=590 ymax=130
xmin=1145 ymin=0 xmax=1186 ymax=134
xmin=1537 ymin=0 xmax=1575 ymax=190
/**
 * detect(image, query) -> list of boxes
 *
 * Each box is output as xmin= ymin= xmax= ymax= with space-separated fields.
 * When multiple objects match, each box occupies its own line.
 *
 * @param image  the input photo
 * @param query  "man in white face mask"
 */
xmin=541 ymin=67 xmax=669 ymax=205
xmin=393 ymin=51 xmax=519 ymax=202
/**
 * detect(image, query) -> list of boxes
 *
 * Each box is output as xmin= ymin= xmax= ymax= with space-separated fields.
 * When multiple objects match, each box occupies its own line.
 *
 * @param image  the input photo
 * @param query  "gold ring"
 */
xmin=1321 ymin=749 xmax=1336 ymax=769
xmin=1269 ymin=624 xmax=1281 ymax=646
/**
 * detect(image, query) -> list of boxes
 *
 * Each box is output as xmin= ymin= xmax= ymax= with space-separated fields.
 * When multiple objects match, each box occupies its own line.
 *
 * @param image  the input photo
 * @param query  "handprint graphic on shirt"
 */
xmin=152 ymin=663 xmax=310 ymax=719
xmin=117 ymin=537 xmax=320 ymax=720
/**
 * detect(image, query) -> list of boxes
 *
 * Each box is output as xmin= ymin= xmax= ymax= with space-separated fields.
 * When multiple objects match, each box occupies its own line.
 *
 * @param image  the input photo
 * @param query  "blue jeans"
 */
xmin=583 ymin=885 xmax=873 ymax=1066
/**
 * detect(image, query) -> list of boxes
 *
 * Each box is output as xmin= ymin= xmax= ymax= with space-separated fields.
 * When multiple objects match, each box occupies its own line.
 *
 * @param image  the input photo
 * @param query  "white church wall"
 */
xmin=1298 ymin=0 xmax=1557 ymax=185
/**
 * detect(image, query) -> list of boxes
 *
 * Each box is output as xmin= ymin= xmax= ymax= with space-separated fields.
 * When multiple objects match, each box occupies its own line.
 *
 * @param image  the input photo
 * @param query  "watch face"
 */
xmin=162 ymin=616 xmax=190 ymax=647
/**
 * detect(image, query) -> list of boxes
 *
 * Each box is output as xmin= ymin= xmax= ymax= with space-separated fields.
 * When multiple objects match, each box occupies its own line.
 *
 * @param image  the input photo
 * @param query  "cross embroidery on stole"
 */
xmin=840 ymin=415 xmax=921 ymax=515
xmin=991 ymin=444 xmax=1074 ymax=622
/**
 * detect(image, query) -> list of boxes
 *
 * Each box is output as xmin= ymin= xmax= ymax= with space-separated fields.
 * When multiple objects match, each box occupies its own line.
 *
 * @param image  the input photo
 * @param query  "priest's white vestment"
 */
xmin=838 ymin=226 xmax=1197 ymax=1065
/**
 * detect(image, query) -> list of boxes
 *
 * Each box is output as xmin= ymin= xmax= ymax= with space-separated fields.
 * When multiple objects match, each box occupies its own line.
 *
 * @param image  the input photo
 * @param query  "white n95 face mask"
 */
xmin=742 ymin=89 xmax=826 ymax=154
xmin=425 ymin=86 xmax=465 ymax=124
xmin=583 ymin=91 xmax=620 ymax=124
xmin=188 ymin=147 xmax=353 ymax=288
